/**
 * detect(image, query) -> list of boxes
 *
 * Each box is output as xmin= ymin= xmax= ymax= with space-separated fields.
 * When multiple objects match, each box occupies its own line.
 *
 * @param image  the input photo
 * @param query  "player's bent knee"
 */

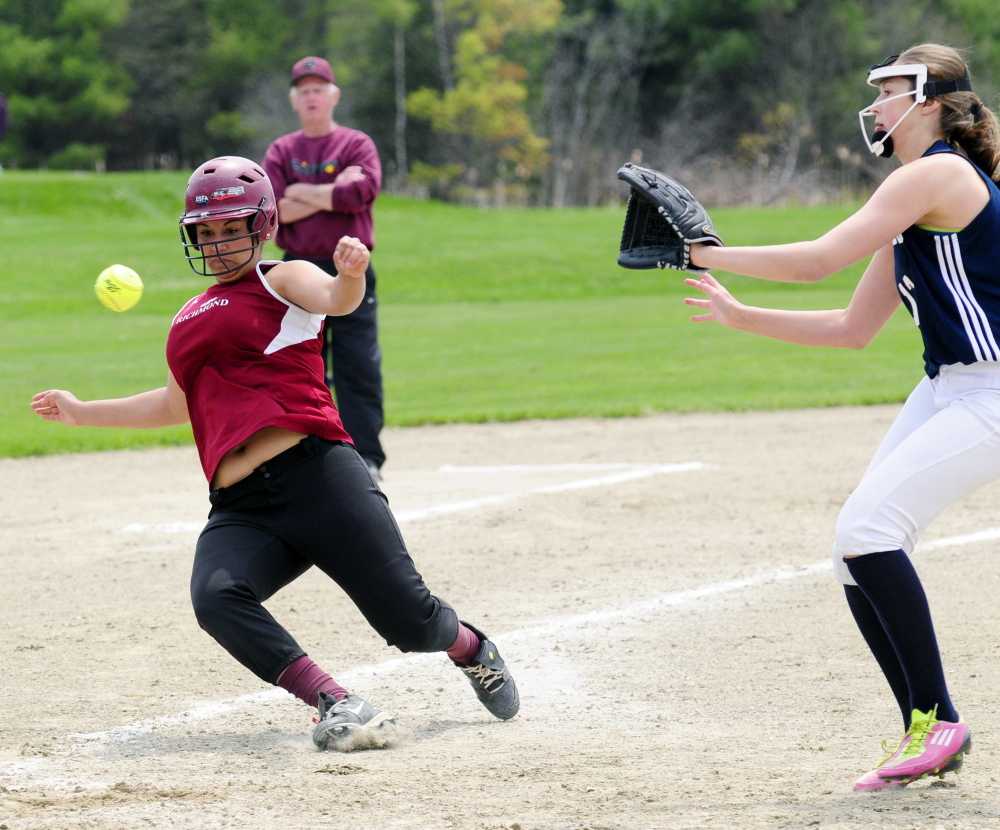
xmin=376 ymin=599 xmax=458 ymax=654
xmin=190 ymin=575 xmax=251 ymax=634
xmin=189 ymin=587 xmax=223 ymax=633
xmin=832 ymin=511 xmax=909 ymax=586
xmin=834 ymin=518 xmax=908 ymax=559
xmin=832 ymin=507 xmax=878 ymax=585
xmin=382 ymin=617 xmax=456 ymax=653
xmin=831 ymin=549 xmax=859 ymax=585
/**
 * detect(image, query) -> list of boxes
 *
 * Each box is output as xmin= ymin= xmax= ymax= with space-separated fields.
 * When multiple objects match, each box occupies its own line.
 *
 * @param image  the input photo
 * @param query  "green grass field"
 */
xmin=0 ymin=171 xmax=924 ymax=457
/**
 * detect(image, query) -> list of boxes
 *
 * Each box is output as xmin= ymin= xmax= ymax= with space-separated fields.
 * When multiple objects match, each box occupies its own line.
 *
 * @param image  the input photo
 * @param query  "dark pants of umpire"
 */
xmin=191 ymin=436 xmax=458 ymax=685
xmin=284 ymin=253 xmax=385 ymax=470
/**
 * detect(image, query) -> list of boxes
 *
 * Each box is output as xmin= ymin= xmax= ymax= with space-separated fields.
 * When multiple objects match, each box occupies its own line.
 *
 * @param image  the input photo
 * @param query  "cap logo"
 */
xmin=210 ymin=186 xmax=245 ymax=201
xmin=303 ymin=59 xmax=317 ymax=71
xmin=195 ymin=195 xmax=209 ymax=205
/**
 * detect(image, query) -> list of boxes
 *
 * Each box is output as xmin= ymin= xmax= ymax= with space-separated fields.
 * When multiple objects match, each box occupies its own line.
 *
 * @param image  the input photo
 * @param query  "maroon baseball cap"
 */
xmin=291 ymin=56 xmax=335 ymax=85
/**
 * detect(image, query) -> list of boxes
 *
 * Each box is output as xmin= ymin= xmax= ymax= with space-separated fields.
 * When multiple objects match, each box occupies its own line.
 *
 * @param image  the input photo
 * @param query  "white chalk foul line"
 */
xmin=919 ymin=526 xmax=1000 ymax=549
xmin=119 ymin=520 xmax=205 ymax=534
xmin=48 ymin=525 xmax=1000 ymax=755
xmin=394 ymin=462 xmax=706 ymax=523
xmin=439 ymin=462 xmax=684 ymax=472
xmin=118 ymin=462 xmax=708 ymax=533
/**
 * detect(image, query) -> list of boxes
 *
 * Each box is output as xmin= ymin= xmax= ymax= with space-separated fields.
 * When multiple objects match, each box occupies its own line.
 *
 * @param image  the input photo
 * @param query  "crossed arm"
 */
xmin=277 ymin=166 xmax=370 ymax=223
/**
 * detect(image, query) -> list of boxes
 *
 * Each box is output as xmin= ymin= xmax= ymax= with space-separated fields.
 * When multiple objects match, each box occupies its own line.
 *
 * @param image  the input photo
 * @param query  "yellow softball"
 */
xmin=95 ymin=264 xmax=144 ymax=312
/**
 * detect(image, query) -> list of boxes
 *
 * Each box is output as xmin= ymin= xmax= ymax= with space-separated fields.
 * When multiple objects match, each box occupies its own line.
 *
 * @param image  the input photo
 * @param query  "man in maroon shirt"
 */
xmin=262 ymin=57 xmax=385 ymax=476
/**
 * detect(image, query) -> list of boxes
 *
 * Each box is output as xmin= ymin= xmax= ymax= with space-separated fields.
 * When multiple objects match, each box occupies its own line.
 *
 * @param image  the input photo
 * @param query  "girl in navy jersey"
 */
xmin=31 ymin=156 xmax=519 ymax=751
xmin=683 ymin=43 xmax=1000 ymax=790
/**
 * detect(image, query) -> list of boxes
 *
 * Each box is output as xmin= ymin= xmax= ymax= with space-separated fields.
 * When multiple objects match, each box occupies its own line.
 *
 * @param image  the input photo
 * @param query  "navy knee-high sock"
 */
xmin=845 ymin=550 xmax=958 ymax=723
xmin=843 ymin=584 xmax=911 ymax=729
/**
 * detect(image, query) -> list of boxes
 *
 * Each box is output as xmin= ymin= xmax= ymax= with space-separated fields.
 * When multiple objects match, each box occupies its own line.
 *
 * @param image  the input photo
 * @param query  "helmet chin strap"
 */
xmin=870 ymin=130 xmax=893 ymax=158
xmin=858 ymin=91 xmax=922 ymax=158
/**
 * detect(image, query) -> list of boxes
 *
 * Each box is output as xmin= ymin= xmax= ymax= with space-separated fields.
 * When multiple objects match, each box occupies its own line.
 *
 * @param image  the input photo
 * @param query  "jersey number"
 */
xmin=899 ymin=275 xmax=920 ymax=326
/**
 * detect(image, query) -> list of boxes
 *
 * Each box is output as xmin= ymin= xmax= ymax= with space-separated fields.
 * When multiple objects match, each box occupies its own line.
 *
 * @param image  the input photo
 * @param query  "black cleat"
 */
xmin=312 ymin=692 xmax=396 ymax=751
xmin=453 ymin=622 xmax=519 ymax=720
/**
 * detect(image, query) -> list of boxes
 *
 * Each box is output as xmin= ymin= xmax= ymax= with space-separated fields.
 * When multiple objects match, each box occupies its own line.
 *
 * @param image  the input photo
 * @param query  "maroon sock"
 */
xmin=277 ymin=655 xmax=349 ymax=708
xmin=446 ymin=622 xmax=482 ymax=666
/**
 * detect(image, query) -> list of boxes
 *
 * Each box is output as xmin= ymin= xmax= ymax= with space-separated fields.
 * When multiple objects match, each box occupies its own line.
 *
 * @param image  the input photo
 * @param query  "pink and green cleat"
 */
xmin=854 ymin=751 xmax=964 ymax=791
xmin=874 ymin=708 xmax=970 ymax=784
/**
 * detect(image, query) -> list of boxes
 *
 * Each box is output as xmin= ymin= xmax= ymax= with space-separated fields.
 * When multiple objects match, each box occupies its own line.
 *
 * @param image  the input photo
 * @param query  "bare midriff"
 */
xmin=212 ymin=426 xmax=309 ymax=490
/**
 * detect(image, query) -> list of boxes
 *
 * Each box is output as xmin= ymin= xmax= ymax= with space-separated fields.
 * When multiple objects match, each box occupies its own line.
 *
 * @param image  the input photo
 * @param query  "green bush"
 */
xmin=47 ymin=143 xmax=106 ymax=171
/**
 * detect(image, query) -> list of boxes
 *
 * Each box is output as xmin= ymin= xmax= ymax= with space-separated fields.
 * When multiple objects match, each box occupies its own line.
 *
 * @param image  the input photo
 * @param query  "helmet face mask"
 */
xmin=858 ymin=61 xmax=928 ymax=158
xmin=858 ymin=54 xmax=973 ymax=158
xmin=179 ymin=157 xmax=278 ymax=277
xmin=181 ymin=208 xmax=266 ymax=277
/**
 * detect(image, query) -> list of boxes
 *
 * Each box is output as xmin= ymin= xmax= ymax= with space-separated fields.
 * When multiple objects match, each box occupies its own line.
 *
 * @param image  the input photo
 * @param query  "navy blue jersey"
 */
xmin=893 ymin=141 xmax=1000 ymax=377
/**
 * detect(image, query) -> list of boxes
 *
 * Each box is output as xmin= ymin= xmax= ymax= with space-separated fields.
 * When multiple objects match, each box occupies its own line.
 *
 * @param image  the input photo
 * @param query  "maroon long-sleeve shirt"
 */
xmin=262 ymin=126 xmax=381 ymax=256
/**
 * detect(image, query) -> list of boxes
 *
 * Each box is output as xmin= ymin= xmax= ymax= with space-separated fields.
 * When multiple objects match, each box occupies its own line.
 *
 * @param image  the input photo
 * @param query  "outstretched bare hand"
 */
xmin=684 ymin=273 xmax=744 ymax=329
xmin=30 ymin=390 xmax=82 ymax=426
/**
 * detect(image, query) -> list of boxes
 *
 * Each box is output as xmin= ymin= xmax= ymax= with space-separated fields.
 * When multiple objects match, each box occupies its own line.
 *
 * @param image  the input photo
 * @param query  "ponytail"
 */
xmin=947 ymin=96 xmax=1000 ymax=182
xmin=897 ymin=44 xmax=1000 ymax=182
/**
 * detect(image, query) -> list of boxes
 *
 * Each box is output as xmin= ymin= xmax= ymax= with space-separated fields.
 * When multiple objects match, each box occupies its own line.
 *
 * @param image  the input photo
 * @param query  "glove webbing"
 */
xmin=621 ymin=191 xmax=679 ymax=251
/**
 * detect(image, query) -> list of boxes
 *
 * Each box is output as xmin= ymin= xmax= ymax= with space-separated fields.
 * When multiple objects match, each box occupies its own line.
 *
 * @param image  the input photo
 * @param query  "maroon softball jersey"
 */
xmin=166 ymin=262 xmax=352 ymax=483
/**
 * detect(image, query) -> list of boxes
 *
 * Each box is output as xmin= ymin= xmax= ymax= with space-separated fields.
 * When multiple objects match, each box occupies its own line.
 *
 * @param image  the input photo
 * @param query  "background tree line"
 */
xmin=1 ymin=0 xmax=997 ymax=206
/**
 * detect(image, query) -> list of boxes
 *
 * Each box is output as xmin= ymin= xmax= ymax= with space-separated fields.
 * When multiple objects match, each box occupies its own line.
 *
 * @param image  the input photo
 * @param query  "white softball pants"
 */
xmin=832 ymin=362 xmax=1000 ymax=585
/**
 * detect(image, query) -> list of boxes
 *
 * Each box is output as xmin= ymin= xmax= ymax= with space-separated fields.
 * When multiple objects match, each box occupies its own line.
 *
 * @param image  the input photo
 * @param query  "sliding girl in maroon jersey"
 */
xmin=31 ymin=156 xmax=518 ymax=751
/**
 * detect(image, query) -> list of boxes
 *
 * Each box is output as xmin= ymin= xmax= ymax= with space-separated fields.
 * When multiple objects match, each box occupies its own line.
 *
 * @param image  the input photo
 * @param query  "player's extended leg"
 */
xmin=834 ymin=377 xmax=933 ymax=760
xmin=263 ymin=439 xmax=519 ymax=721
xmin=835 ymin=376 xmax=951 ymax=790
xmin=833 ymin=383 xmax=1000 ymax=785
xmin=192 ymin=493 xmax=395 ymax=751
xmin=835 ymin=378 xmax=938 ymax=744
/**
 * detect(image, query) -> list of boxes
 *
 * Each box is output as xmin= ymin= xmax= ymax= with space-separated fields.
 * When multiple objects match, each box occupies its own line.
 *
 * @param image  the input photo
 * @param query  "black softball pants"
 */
xmin=191 ymin=436 xmax=458 ymax=685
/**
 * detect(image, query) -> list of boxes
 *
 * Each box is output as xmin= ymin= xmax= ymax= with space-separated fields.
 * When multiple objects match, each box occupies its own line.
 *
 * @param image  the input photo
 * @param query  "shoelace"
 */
xmin=898 ymin=707 xmax=940 ymax=759
xmin=873 ymin=706 xmax=942 ymax=767
xmin=875 ymin=736 xmax=906 ymax=768
xmin=463 ymin=662 xmax=506 ymax=693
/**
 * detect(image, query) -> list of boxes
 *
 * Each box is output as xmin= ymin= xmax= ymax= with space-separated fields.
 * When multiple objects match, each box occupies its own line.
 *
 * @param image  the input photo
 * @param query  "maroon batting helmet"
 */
xmin=179 ymin=156 xmax=278 ymax=276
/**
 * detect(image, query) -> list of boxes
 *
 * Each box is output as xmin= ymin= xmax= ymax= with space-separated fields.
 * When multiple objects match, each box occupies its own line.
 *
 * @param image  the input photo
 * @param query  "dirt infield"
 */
xmin=3 ymin=406 xmax=1000 ymax=830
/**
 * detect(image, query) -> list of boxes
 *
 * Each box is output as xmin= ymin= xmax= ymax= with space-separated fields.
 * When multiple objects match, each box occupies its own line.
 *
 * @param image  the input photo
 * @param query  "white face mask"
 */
xmin=857 ymin=62 xmax=928 ymax=158
xmin=858 ymin=89 xmax=923 ymax=157
xmin=857 ymin=57 xmax=973 ymax=158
